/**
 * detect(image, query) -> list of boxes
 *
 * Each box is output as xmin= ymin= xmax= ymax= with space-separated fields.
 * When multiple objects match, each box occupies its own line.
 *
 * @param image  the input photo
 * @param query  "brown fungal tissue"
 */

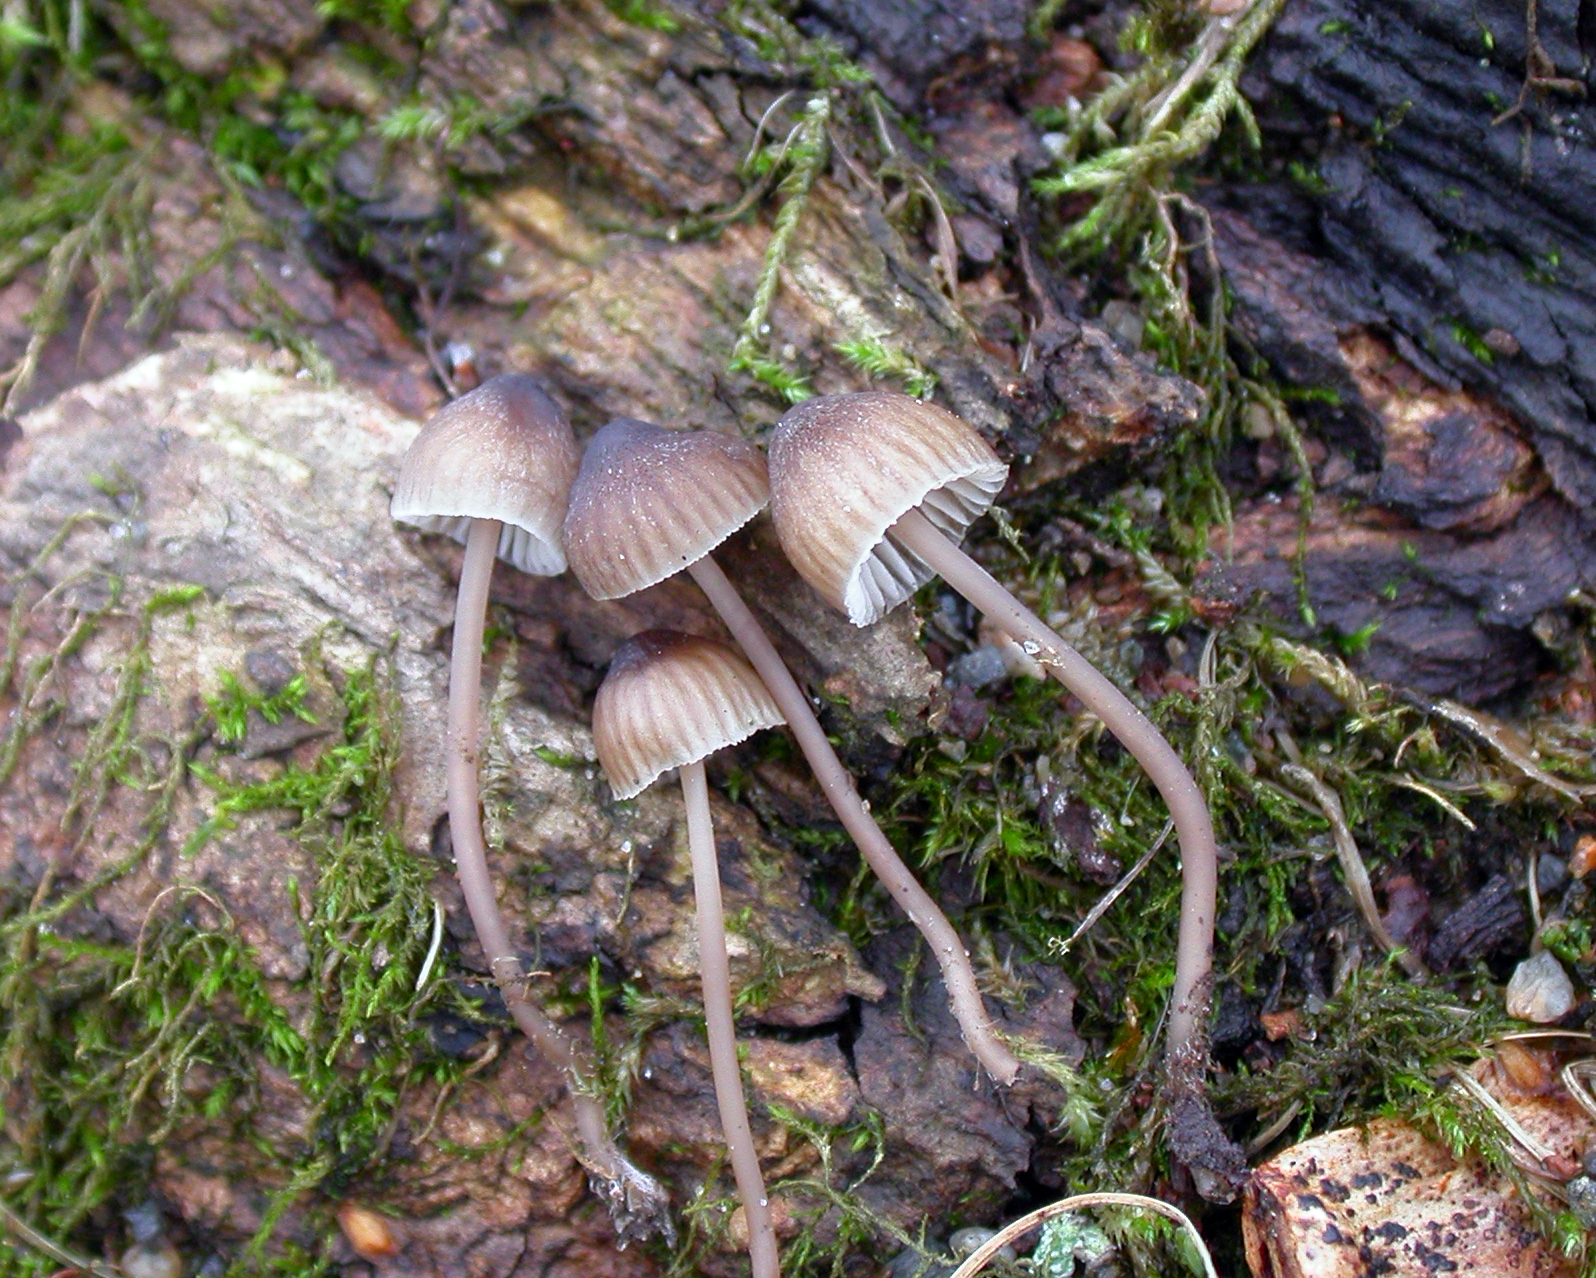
xmin=768 ymin=390 xmax=1235 ymax=1191
xmin=391 ymin=376 xmax=667 ymax=1239
xmin=593 ymin=630 xmax=784 ymax=1278
xmin=564 ymin=417 xmax=1021 ymax=1085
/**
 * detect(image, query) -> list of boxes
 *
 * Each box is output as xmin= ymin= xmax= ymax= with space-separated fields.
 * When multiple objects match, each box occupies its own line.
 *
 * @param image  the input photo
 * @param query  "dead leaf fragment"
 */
xmin=1569 ymin=834 xmax=1596 ymax=879
xmin=1243 ymin=1054 xmax=1591 ymax=1277
xmin=337 ymin=1202 xmax=401 ymax=1260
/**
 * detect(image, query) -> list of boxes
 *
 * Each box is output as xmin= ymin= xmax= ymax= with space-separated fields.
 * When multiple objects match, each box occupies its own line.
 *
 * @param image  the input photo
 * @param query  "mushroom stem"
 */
xmin=688 ymin=555 xmax=1021 ymax=1086
xmin=888 ymin=506 xmax=1217 ymax=1069
xmin=680 ymin=760 xmax=781 ymax=1278
xmin=447 ymin=518 xmax=647 ymax=1196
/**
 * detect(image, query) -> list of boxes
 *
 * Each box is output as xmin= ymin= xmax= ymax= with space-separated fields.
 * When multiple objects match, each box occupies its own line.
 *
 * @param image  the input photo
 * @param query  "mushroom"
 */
xmin=767 ymin=392 xmax=1221 ymax=1096
xmin=592 ymin=629 xmax=784 ymax=1278
xmin=391 ymin=376 xmax=667 ymax=1235
xmin=564 ymin=418 xmax=1021 ymax=1085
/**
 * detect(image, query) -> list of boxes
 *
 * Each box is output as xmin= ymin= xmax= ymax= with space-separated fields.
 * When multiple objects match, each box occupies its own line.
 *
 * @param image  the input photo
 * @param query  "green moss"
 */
xmin=588 ymin=958 xmax=641 ymax=1129
xmin=756 ymin=1107 xmax=909 ymax=1278
xmin=724 ymin=1 xmax=871 ymax=90
xmin=1369 ymin=100 xmax=1413 ymax=146
xmin=792 ymin=481 xmax=1593 ymax=1261
xmin=1526 ymin=249 xmax=1562 ymax=286
xmin=834 ymin=338 xmax=938 ymax=399
xmin=1022 ymin=0 xmax=1315 ymax=564
xmin=1449 ymin=318 xmax=1497 ymax=364
xmin=314 ymin=0 xmax=413 ymax=37
xmin=0 ymin=565 xmax=217 ymax=1275
xmin=727 ymin=92 xmax=832 ymax=409
xmin=1 ymin=625 xmax=480 ymax=1275
xmin=0 ymin=119 xmax=152 ymax=412
xmin=704 ymin=8 xmax=957 ymax=416
xmin=1031 ymin=0 xmax=1285 ymax=260
xmin=0 ymin=0 xmax=413 ymax=405
xmin=205 ymin=670 xmax=316 ymax=746
xmin=732 ymin=353 xmax=816 ymax=405
xmin=1539 ymin=918 xmax=1591 ymax=965
xmin=603 ymin=0 xmax=684 ymax=33
xmin=1287 ymin=159 xmax=1331 ymax=193
xmin=1331 ymin=619 xmax=1381 ymax=656
xmin=0 ymin=3 xmax=375 ymax=407
xmin=212 ymin=91 xmax=364 ymax=217
xmin=1215 ymin=973 xmax=1503 ymax=1134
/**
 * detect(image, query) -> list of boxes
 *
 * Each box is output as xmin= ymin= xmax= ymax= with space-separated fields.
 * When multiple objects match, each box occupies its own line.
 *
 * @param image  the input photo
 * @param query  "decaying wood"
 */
xmin=5 ymin=0 xmax=1596 ymax=1271
xmin=1205 ymin=212 xmax=1596 ymax=702
xmin=0 ymin=338 xmax=1086 ymax=1272
xmin=1245 ymin=0 xmax=1596 ymax=510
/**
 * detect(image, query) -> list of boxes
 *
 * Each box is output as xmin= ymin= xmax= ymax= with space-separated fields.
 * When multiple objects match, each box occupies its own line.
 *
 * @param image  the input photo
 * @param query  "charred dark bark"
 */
xmin=1244 ymin=0 xmax=1596 ymax=507
xmin=1196 ymin=0 xmax=1596 ymax=701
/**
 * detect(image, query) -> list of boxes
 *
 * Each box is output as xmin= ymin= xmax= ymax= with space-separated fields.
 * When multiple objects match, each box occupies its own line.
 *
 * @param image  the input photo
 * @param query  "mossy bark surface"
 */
xmin=4 ymin=1 xmax=1596 ymax=1275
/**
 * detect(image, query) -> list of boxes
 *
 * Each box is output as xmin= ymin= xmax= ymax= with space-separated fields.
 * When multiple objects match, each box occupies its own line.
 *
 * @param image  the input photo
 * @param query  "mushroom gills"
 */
xmin=843 ymin=469 xmax=1006 ymax=625
xmin=397 ymin=512 xmax=567 ymax=576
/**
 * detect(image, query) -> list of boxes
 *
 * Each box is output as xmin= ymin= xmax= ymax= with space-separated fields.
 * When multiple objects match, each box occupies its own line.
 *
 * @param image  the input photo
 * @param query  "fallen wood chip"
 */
xmin=1243 ymin=1053 xmax=1593 ymax=1277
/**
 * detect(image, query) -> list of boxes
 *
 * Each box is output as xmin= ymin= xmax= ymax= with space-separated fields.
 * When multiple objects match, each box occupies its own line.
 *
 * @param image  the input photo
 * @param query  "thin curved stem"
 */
xmin=688 ymin=555 xmax=1021 ymax=1085
xmin=889 ymin=506 xmax=1217 ymax=1071
xmin=681 ymin=761 xmax=780 ymax=1278
xmin=947 ymin=1191 xmax=1217 ymax=1278
xmin=1283 ymin=764 xmax=1427 ymax=980
xmin=449 ymin=518 xmax=662 ymax=1215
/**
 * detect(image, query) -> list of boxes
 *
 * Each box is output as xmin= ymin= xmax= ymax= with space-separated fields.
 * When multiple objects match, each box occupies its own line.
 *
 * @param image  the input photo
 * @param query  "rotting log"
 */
xmin=1243 ymin=0 xmax=1596 ymax=510
xmin=1192 ymin=0 xmax=1596 ymax=700
xmin=4 ymin=0 xmax=1596 ymax=1272
xmin=0 ymin=336 xmax=1090 ymax=1274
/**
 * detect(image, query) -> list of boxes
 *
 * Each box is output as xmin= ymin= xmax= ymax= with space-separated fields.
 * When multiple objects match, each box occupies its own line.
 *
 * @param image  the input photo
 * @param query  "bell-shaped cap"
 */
xmin=768 ymin=391 xmax=1008 ymax=626
xmin=391 ymin=375 xmax=580 ymax=576
xmin=593 ymin=630 xmax=783 ymax=799
xmin=564 ymin=419 xmax=769 ymax=600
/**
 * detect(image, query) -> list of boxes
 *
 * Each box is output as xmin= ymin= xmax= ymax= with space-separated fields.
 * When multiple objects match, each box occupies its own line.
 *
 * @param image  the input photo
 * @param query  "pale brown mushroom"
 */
xmin=565 ymin=418 xmax=1021 ymax=1085
xmin=392 ymin=376 xmax=667 ymax=1236
xmin=593 ymin=630 xmax=784 ymax=1278
xmin=768 ymin=391 xmax=1222 ymax=1136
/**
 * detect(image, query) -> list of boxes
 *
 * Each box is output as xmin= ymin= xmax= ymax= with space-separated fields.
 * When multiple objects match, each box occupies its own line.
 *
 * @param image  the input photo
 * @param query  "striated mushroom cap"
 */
xmin=768 ymin=391 xmax=1008 ymax=626
xmin=563 ymin=419 xmax=769 ymax=600
xmin=391 ymin=374 xmax=580 ymax=575
xmin=593 ymin=630 xmax=783 ymax=799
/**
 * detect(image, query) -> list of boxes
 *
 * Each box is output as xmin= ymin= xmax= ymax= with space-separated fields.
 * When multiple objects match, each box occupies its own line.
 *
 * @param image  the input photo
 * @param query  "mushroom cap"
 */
xmin=767 ymin=391 xmax=1008 ymax=626
xmin=593 ymin=630 xmax=783 ymax=799
xmin=563 ymin=419 xmax=769 ymax=600
xmin=391 ymin=374 xmax=580 ymax=576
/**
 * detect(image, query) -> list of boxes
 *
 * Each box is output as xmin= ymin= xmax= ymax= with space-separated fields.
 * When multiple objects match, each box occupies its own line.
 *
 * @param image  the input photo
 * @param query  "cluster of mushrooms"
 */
xmin=391 ymin=377 xmax=1222 ymax=1275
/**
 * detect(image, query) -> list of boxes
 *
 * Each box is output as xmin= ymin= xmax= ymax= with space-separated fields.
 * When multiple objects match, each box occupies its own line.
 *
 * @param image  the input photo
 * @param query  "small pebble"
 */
xmin=1482 ymin=327 xmax=1521 ymax=357
xmin=1241 ymin=401 xmax=1276 ymax=440
xmin=1571 ymin=835 xmax=1596 ymax=880
xmin=1538 ymin=852 xmax=1570 ymax=894
xmin=1100 ymin=299 xmax=1144 ymax=349
xmin=124 ymin=1201 xmax=166 ymax=1245
xmin=885 ymin=1245 xmax=954 ymax=1278
xmin=120 ymin=1243 xmax=181 ymax=1278
xmin=1505 ymin=950 xmax=1577 ymax=1023
xmin=1565 ymin=1174 xmax=1596 ymax=1228
xmin=945 ymin=645 xmax=1009 ymax=690
xmin=950 ymin=1226 xmax=1016 ymax=1262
